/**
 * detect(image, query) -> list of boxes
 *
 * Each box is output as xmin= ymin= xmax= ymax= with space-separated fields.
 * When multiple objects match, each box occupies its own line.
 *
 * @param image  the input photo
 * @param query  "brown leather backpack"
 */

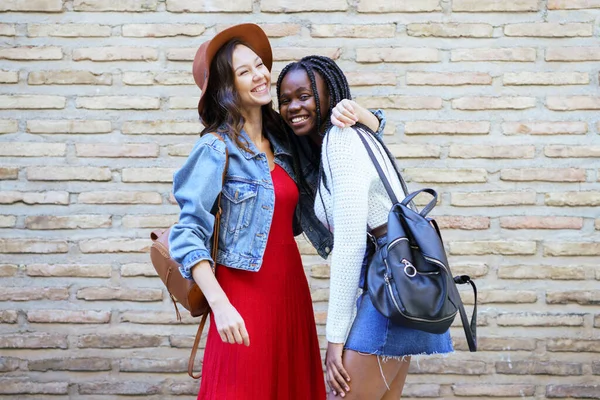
xmin=150 ymin=133 xmax=228 ymax=378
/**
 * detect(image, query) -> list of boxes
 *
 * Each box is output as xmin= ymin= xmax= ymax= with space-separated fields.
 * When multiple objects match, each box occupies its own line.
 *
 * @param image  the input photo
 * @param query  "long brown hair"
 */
xmin=199 ymin=39 xmax=284 ymax=154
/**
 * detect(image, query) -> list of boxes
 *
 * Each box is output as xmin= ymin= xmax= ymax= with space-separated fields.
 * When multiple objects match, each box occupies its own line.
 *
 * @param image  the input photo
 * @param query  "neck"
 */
xmin=242 ymin=107 xmax=264 ymax=143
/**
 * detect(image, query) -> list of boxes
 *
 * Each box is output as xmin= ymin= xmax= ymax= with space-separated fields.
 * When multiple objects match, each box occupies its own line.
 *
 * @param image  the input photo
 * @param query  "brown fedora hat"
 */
xmin=192 ymin=23 xmax=273 ymax=117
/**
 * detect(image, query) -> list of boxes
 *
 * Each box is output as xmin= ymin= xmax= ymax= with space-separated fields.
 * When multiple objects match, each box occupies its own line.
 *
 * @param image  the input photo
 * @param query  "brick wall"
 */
xmin=1 ymin=0 xmax=599 ymax=398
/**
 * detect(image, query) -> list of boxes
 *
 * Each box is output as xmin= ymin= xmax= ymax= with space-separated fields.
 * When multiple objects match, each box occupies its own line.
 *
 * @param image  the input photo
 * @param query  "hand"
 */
xmin=211 ymin=298 xmax=250 ymax=346
xmin=325 ymin=342 xmax=350 ymax=397
xmin=330 ymin=99 xmax=359 ymax=128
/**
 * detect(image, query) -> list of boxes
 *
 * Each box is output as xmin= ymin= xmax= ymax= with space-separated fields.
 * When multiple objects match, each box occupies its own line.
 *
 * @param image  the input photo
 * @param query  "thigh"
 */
xmin=327 ymin=350 xmax=403 ymax=400
xmin=381 ymin=357 xmax=410 ymax=400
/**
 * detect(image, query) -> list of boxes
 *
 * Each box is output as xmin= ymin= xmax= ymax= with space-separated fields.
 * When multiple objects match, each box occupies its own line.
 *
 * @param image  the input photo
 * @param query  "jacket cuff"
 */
xmin=370 ymin=109 xmax=386 ymax=138
xmin=180 ymin=249 xmax=213 ymax=280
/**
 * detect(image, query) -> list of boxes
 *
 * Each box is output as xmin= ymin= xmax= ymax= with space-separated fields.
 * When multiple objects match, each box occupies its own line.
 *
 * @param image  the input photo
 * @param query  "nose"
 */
xmin=252 ymin=68 xmax=265 ymax=81
xmin=288 ymin=99 xmax=301 ymax=112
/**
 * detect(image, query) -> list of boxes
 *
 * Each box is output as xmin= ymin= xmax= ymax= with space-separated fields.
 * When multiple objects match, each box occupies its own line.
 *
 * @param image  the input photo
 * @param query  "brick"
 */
xmin=408 ymin=23 xmax=492 ymax=38
xmin=0 ymin=70 xmax=18 ymax=83
xmin=27 ymin=120 xmax=111 ymax=134
xmin=169 ymin=96 xmax=198 ymax=109
xmin=119 ymin=358 xmax=187 ymax=372
xmin=121 ymin=263 xmax=158 ymax=277
xmin=451 ymin=48 xmax=536 ymax=62
xmin=497 ymin=313 xmax=584 ymax=327
xmin=0 ymin=356 xmax=20 ymax=371
xmin=410 ymin=359 xmax=487 ymax=375
xmin=0 ymin=46 xmax=62 ymax=60
xmin=78 ymin=191 xmax=162 ymax=204
xmin=0 ymin=264 xmax=18 ymax=277
xmin=274 ymin=47 xmax=342 ymax=61
xmin=547 ymin=339 xmax=600 ymax=352
xmin=0 ymin=120 xmax=17 ymax=133
xmin=76 ymin=143 xmax=159 ymax=158
xmin=454 ymin=337 xmax=537 ymax=351
xmin=0 ymin=333 xmax=68 ymax=349
xmin=498 ymin=265 xmax=585 ymax=280
xmin=357 ymin=0 xmax=441 ymax=12
xmin=547 ymin=385 xmax=600 ymax=398
xmin=73 ymin=47 xmax=157 ymax=62
xmin=77 ymin=334 xmax=165 ymax=348
xmin=26 ymin=215 xmax=111 ymax=230
xmin=219 ymin=23 xmax=301 ymax=38
xmin=0 ymin=287 xmax=68 ymax=301
xmin=154 ymin=71 xmax=194 ymax=85
xmin=0 ymin=24 xmax=16 ymax=36
xmin=79 ymin=382 xmax=161 ymax=395
xmin=501 ymin=168 xmax=585 ymax=182
xmin=404 ymin=168 xmax=487 ymax=183
xmin=496 ymin=361 xmax=582 ymax=375
xmin=546 ymin=47 xmax=600 ymax=61
xmin=435 ymin=216 xmax=490 ymax=230
xmin=167 ymin=143 xmax=194 ymax=157
xmin=311 ymin=264 xmax=330 ymax=279
xmin=547 ymin=96 xmax=600 ymax=111
xmin=122 ymin=214 xmax=178 ymax=228
xmin=545 ymin=192 xmax=600 ymax=206
xmin=545 ymin=242 xmax=600 ymax=256
xmin=357 ymin=48 xmax=439 ymax=63
xmin=77 ymin=287 xmax=162 ymax=301
xmin=27 ymin=310 xmax=110 ymax=324
xmin=453 ymin=384 xmax=536 ymax=397
xmin=387 ymin=144 xmax=441 ymax=158
xmin=79 ymin=238 xmax=150 ymax=253
xmin=547 ymin=291 xmax=600 ymax=305
xmin=0 ymin=215 xmax=16 ymax=228
xmin=0 ymin=167 xmax=18 ymax=180
xmin=501 ymin=216 xmax=583 ymax=230
xmin=449 ymin=145 xmax=534 ymax=159
xmin=76 ymin=96 xmax=160 ymax=110
xmin=477 ymin=290 xmax=537 ymax=304
xmin=0 ymin=191 xmax=69 ymax=205
xmin=452 ymin=191 xmax=536 ymax=206
xmin=405 ymin=121 xmax=489 ymax=135
xmin=451 ymin=263 xmax=489 ymax=278
xmin=335 ymin=72 xmax=395 ymax=87
xmin=0 ymin=379 xmax=68 ymax=395
xmin=311 ymin=24 xmax=395 ymax=38
xmin=168 ymin=381 xmax=199 ymax=395
xmin=28 ymin=24 xmax=111 ymax=37
xmin=74 ymin=0 xmax=158 ymax=11
xmin=0 ymin=310 xmax=18 ymax=323
xmin=406 ymin=72 xmax=492 ymax=86
xmin=120 ymin=311 xmax=197 ymax=324
xmin=546 ymin=145 xmax=600 ymax=158
xmin=29 ymin=358 xmax=111 ymax=372
xmin=502 ymin=121 xmax=587 ymax=135
xmin=453 ymin=96 xmax=535 ymax=110
xmin=449 ymin=241 xmax=536 ymax=255
xmin=505 ymin=23 xmax=592 ymax=37
xmin=27 ymin=166 xmax=111 ymax=181
xmin=122 ymin=24 xmax=205 ymax=37
xmin=0 ymin=239 xmax=68 ymax=254
xmin=122 ymin=168 xmax=175 ymax=182
xmin=29 ymin=70 xmax=112 ymax=85
xmin=261 ymin=0 xmax=347 ymax=12
xmin=504 ymin=72 xmax=589 ymax=86
xmin=0 ymin=95 xmax=65 ymax=109
xmin=549 ymin=0 xmax=600 ymax=9
xmin=122 ymin=120 xmax=201 ymax=135
xmin=0 ymin=0 xmax=63 ymax=12
xmin=166 ymin=48 xmax=195 ymax=61
xmin=402 ymin=384 xmax=440 ymax=397
xmin=168 ymin=0 xmax=251 ymax=12
xmin=453 ymin=0 xmax=538 ymax=11
xmin=122 ymin=72 xmax=154 ymax=85
xmin=0 ymin=142 xmax=65 ymax=157
xmin=27 ymin=264 xmax=112 ymax=278
xmin=357 ymin=96 xmax=442 ymax=109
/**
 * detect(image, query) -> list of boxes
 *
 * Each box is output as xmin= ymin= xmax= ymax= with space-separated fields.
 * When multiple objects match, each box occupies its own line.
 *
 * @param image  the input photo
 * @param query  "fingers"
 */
xmin=330 ymin=107 xmax=357 ymax=128
xmin=214 ymin=304 xmax=250 ymax=346
xmin=240 ymin=324 xmax=250 ymax=347
xmin=327 ymin=362 xmax=350 ymax=397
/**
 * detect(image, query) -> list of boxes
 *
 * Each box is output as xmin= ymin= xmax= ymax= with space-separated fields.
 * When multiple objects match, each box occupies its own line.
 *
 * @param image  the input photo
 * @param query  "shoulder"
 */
xmin=192 ymin=132 xmax=227 ymax=155
xmin=322 ymin=126 xmax=368 ymax=159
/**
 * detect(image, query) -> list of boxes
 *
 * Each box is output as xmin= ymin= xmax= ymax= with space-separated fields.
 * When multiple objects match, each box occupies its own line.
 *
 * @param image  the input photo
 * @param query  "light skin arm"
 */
xmin=191 ymin=260 xmax=250 ymax=346
xmin=330 ymin=99 xmax=380 ymax=132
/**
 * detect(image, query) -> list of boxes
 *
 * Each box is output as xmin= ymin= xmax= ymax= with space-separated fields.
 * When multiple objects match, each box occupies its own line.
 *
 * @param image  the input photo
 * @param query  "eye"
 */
xmin=299 ymin=94 xmax=311 ymax=101
xmin=257 ymin=61 xmax=264 ymax=67
xmin=239 ymin=70 xmax=249 ymax=76
xmin=279 ymin=98 xmax=290 ymax=105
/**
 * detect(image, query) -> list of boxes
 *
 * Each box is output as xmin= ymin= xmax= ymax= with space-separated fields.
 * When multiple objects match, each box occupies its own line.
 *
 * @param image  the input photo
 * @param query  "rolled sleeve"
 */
xmin=370 ymin=109 xmax=386 ymax=139
xmin=168 ymin=135 xmax=227 ymax=280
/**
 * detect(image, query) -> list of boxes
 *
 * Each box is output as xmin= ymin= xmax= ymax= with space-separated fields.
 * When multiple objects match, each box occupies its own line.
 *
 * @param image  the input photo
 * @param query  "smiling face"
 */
xmin=278 ymin=68 xmax=330 ymax=139
xmin=231 ymin=44 xmax=272 ymax=111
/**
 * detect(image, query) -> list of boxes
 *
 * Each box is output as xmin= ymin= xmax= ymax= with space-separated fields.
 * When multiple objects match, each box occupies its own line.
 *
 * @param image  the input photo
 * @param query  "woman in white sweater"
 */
xmin=277 ymin=56 xmax=453 ymax=399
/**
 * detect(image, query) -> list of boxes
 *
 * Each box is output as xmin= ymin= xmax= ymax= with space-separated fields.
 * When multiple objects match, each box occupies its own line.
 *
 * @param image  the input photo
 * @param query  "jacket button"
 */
xmin=325 ymin=246 xmax=331 ymax=253
xmin=309 ymin=227 xmax=313 ymax=232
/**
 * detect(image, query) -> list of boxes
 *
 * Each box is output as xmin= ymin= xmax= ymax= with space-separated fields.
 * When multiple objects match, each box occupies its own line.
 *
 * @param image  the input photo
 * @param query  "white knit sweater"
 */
xmin=315 ymin=126 xmax=405 ymax=344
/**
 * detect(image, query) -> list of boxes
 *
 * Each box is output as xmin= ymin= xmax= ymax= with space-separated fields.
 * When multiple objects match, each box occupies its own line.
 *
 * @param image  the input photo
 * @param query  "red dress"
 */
xmin=198 ymin=164 xmax=326 ymax=400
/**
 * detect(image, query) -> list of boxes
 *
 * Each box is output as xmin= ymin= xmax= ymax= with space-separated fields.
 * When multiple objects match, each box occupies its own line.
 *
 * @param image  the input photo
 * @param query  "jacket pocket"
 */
xmin=221 ymin=177 xmax=259 ymax=234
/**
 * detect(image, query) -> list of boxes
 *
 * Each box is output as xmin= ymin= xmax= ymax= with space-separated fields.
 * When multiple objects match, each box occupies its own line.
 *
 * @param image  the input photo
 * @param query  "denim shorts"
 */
xmin=344 ymin=237 xmax=454 ymax=358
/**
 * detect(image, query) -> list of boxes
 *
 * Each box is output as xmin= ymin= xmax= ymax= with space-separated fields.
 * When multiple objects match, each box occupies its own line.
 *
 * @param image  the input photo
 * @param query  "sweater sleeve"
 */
xmin=323 ymin=127 xmax=370 ymax=343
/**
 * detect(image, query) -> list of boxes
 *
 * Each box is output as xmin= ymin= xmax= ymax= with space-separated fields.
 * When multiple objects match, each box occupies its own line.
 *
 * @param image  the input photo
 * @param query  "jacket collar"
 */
xmin=219 ymin=124 xmax=292 ymax=160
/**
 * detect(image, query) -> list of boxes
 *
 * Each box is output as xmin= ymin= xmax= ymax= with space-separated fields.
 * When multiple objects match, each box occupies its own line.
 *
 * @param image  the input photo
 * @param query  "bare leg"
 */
xmin=327 ymin=350 xmax=404 ymax=400
xmin=381 ymin=356 xmax=410 ymax=400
